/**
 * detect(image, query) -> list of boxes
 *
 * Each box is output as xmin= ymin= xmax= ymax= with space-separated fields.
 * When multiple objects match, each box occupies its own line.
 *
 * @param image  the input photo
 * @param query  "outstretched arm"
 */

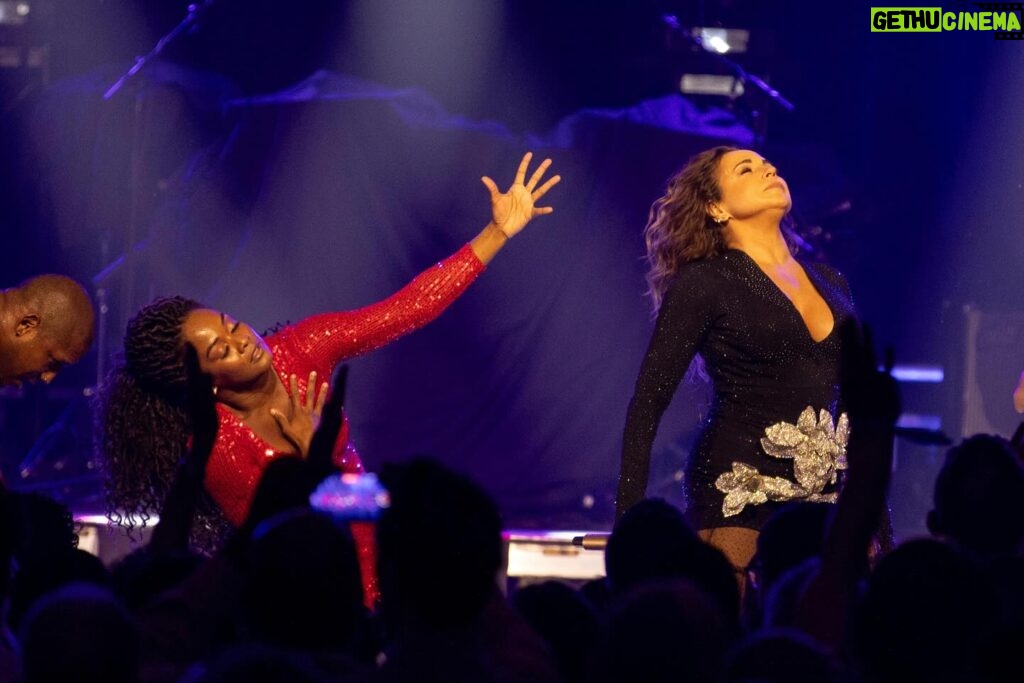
xmin=286 ymin=152 xmax=561 ymax=365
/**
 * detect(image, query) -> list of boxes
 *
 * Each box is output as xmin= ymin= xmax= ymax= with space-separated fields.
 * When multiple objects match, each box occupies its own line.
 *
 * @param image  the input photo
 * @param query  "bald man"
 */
xmin=0 ymin=275 xmax=95 ymax=387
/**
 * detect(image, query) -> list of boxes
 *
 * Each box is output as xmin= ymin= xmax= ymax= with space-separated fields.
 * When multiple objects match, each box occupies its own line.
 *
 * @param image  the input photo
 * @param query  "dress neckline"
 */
xmin=214 ymin=364 xmax=294 ymax=456
xmin=723 ymin=249 xmax=837 ymax=345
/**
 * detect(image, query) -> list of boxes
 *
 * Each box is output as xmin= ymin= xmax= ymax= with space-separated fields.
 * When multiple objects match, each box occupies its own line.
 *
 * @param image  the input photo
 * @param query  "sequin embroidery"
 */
xmin=618 ymin=249 xmax=857 ymax=529
xmin=202 ymin=243 xmax=485 ymax=605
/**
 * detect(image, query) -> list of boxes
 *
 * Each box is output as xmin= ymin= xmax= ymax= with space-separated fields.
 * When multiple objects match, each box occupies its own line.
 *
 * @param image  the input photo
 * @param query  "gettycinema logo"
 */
xmin=871 ymin=3 xmax=1023 ymax=39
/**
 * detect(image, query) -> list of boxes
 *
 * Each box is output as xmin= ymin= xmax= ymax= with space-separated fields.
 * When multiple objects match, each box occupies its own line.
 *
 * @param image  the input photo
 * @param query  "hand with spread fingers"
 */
xmin=270 ymin=371 xmax=329 ymax=458
xmin=481 ymin=151 xmax=561 ymax=240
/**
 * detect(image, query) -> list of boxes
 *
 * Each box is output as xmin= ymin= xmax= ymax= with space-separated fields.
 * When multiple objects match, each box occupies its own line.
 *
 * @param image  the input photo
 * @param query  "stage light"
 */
xmin=0 ymin=1 xmax=30 ymax=25
xmin=889 ymin=364 xmax=945 ymax=383
xmin=692 ymin=27 xmax=750 ymax=54
xmin=670 ymin=22 xmax=758 ymax=100
xmin=706 ymin=35 xmax=729 ymax=54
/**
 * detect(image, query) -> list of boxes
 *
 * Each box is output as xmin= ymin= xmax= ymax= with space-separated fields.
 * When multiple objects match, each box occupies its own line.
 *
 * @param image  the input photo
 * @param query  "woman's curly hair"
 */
xmin=643 ymin=146 xmax=798 ymax=313
xmin=643 ymin=146 xmax=735 ymax=312
xmin=96 ymin=296 xmax=231 ymax=552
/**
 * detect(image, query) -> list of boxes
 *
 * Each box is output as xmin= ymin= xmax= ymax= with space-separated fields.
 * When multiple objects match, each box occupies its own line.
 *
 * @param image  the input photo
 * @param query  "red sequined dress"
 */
xmin=203 ymin=244 xmax=485 ymax=604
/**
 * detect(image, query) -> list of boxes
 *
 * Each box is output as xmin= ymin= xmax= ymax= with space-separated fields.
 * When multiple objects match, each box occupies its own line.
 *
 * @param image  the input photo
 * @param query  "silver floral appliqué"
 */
xmin=715 ymin=407 xmax=849 ymax=517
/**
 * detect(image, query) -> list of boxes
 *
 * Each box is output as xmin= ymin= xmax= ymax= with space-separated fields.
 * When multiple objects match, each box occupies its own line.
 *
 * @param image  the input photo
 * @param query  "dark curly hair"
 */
xmin=97 ymin=296 xmax=231 ymax=552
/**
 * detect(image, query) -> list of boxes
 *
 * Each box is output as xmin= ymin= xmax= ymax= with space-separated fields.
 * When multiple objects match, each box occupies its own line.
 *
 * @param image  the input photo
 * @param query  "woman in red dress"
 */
xmin=98 ymin=153 xmax=560 ymax=605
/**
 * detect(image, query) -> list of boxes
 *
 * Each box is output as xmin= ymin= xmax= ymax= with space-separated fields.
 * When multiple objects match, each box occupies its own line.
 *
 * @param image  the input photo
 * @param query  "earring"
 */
xmin=715 ymin=216 xmax=728 ymax=224
xmin=212 ymin=386 xmax=218 ymax=397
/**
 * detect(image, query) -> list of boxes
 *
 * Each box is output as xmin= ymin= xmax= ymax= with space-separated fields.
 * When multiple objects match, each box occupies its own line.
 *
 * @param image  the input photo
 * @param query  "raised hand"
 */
xmin=270 ymin=371 xmax=329 ymax=457
xmin=481 ymin=151 xmax=561 ymax=239
xmin=793 ymin=320 xmax=901 ymax=645
xmin=839 ymin=320 xmax=901 ymax=431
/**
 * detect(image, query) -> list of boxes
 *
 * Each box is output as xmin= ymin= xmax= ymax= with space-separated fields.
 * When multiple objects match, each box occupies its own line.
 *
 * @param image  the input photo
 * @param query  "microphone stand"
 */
xmin=104 ymin=1 xmax=218 ymax=101
xmin=90 ymin=239 xmax=150 ymax=387
xmin=662 ymin=14 xmax=794 ymax=144
xmin=96 ymin=2 xmax=217 ymax=386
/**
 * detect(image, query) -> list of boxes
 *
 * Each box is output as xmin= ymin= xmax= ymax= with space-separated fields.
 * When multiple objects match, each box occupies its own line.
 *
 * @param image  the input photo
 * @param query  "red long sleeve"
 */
xmin=201 ymin=244 xmax=484 ymax=605
xmin=204 ymin=243 xmax=485 ymax=526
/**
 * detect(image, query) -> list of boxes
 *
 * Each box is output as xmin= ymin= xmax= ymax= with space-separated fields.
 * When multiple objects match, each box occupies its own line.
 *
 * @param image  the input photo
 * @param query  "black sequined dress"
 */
xmin=617 ymin=249 xmax=857 ymax=531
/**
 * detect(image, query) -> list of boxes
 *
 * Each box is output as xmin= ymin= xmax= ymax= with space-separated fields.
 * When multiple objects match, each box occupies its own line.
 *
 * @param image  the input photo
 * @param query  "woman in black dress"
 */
xmin=616 ymin=147 xmax=856 ymax=575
